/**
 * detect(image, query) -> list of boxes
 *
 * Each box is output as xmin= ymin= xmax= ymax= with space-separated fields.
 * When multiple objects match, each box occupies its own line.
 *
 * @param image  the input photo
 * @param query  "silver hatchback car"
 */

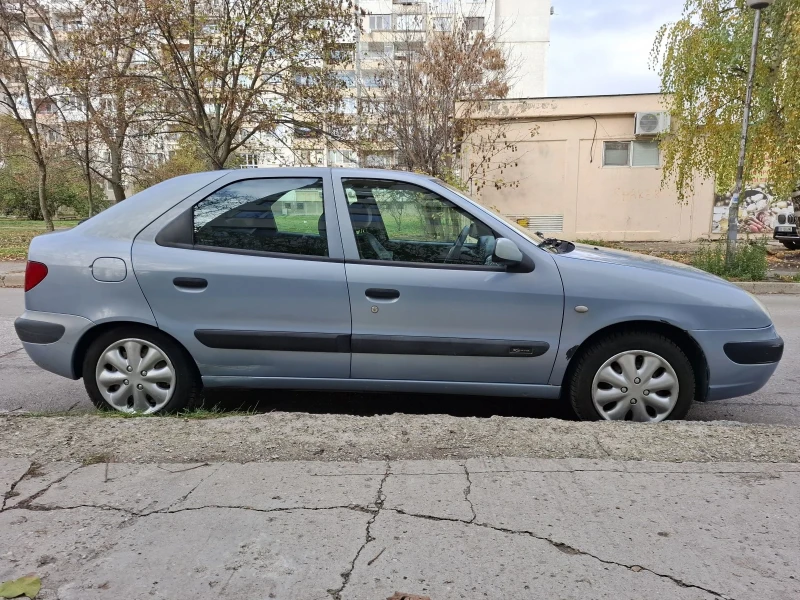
xmin=15 ymin=168 xmax=783 ymax=421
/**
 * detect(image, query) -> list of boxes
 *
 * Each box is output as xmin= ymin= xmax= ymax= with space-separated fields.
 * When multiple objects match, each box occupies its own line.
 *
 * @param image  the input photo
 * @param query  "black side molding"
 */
xmin=14 ymin=318 xmax=65 ymax=344
xmin=723 ymin=338 xmax=784 ymax=365
xmin=195 ymin=330 xmax=351 ymax=353
xmin=352 ymin=335 xmax=549 ymax=358
xmin=193 ymin=330 xmax=550 ymax=358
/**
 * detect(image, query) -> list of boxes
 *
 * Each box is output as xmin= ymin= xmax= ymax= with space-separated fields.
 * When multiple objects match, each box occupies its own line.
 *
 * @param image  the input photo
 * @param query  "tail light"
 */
xmin=24 ymin=261 xmax=48 ymax=292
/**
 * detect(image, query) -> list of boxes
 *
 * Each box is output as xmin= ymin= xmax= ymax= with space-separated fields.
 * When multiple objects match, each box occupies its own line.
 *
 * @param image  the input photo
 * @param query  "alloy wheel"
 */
xmin=94 ymin=338 xmax=176 ymax=413
xmin=591 ymin=350 xmax=680 ymax=422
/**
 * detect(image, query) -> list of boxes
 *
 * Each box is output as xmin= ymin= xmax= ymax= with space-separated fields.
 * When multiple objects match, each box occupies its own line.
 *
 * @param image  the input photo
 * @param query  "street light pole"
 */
xmin=726 ymin=0 xmax=772 ymax=263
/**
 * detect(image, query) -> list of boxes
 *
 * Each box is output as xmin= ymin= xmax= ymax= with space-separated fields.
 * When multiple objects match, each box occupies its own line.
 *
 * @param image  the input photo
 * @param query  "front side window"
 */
xmin=193 ymin=178 xmax=328 ymax=257
xmin=342 ymin=179 xmax=498 ymax=266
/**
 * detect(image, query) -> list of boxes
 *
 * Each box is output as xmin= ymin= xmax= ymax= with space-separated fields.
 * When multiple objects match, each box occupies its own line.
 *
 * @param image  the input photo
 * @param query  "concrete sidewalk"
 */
xmin=1 ymin=457 xmax=798 ymax=600
xmin=0 ymin=262 xmax=23 ymax=288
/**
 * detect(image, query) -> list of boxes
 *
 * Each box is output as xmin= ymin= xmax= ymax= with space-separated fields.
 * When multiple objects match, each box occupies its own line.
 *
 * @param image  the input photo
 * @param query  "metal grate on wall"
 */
xmin=504 ymin=214 xmax=564 ymax=233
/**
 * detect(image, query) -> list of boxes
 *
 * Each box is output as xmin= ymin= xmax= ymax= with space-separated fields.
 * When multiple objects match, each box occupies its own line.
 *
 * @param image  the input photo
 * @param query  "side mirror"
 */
xmin=493 ymin=238 xmax=523 ymax=267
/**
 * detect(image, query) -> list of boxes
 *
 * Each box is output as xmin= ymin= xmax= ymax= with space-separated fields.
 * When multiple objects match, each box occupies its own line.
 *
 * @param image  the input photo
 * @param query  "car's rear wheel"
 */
xmin=83 ymin=326 xmax=201 ymax=414
xmin=568 ymin=330 xmax=695 ymax=422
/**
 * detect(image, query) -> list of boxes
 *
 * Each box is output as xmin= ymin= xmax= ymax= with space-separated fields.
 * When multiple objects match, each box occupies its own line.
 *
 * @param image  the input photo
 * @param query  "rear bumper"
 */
xmin=15 ymin=310 xmax=94 ymax=379
xmin=691 ymin=326 xmax=782 ymax=401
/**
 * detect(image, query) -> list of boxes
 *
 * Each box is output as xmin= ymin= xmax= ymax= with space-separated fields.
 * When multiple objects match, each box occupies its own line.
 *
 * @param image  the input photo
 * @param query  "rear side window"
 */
xmin=193 ymin=178 xmax=328 ymax=257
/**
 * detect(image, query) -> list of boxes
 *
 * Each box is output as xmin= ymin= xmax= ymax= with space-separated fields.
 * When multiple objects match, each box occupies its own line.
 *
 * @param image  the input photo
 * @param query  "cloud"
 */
xmin=548 ymin=0 xmax=685 ymax=97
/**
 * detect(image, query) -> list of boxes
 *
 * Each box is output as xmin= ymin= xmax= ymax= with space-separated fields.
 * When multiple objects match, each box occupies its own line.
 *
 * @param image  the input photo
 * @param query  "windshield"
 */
xmin=430 ymin=179 xmax=545 ymax=245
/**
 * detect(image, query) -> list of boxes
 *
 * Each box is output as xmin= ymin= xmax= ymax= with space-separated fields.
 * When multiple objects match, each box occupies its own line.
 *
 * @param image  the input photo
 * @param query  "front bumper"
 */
xmin=14 ymin=310 xmax=95 ymax=379
xmin=691 ymin=325 xmax=783 ymax=401
xmin=773 ymin=226 xmax=798 ymax=242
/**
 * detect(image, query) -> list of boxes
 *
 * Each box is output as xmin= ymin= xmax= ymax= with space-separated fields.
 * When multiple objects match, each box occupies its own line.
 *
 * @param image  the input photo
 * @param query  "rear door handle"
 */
xmin=174 ymin=277 xmax=208 ymax=290
xmin=365 ymin=288 xmax=400 ymax=300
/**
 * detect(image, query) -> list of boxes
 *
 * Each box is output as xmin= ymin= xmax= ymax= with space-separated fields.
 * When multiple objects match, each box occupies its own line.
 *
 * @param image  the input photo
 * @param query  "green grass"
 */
xmin=0 ymin=219 xmax=78 ymax=261
xmin=575 ymin=239 xmax=620 ymax=248
xmin=280 ymin=212 xmax=461 ymax=242
xmin=691 ymin=239 xmax=769 ymax=281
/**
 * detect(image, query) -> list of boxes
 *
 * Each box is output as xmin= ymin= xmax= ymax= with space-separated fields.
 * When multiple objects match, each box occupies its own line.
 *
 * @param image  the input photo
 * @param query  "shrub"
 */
xmin=691 ymin=239 xmax=768 ymax=281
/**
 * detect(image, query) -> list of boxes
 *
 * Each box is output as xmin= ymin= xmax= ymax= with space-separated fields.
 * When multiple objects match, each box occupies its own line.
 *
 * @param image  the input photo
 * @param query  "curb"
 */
xmin=0 ymin=272 xmax=24 ymax=288
xmin=734 ymin=282 xmax=800 ymax=294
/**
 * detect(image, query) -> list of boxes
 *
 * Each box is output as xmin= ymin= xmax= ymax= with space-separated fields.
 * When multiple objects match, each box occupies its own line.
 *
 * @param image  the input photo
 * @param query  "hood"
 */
xmin=556 ymin=243 xmax=734 ymax=284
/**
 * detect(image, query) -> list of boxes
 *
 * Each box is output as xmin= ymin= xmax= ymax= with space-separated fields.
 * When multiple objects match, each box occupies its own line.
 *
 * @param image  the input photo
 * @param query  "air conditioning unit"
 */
xmin=634 ymin=111 xmax=671 ymax=136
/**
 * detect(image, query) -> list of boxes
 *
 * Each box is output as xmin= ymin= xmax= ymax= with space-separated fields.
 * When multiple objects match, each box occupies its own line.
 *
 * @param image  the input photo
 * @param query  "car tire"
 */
xmin=782 ymin=241 xmax=800 ymax=251
xmin=568 ymin=330 xmax=695 ymax=422
xmin=82 ymin=326 xmax=202 ymax=414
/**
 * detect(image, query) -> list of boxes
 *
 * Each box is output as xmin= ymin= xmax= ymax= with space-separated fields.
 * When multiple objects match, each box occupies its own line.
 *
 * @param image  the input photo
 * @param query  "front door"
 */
xmin=332 ymin=172 xmax=564 ymax=386
xmin=132 ymin=170 xmax=352 ymax=381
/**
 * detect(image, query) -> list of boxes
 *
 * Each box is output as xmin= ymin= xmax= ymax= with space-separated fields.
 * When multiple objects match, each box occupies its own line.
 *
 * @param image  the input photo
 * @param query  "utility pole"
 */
xmin=726 ymin=0 xmax=773 ymax=264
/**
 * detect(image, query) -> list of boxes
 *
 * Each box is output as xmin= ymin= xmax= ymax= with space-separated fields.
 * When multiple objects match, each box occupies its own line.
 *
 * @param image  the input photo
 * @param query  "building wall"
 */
xmin=465 ymin=94 xmax=715 ymax=242
xmin=495 ymin=0 xmax=551 ymax=98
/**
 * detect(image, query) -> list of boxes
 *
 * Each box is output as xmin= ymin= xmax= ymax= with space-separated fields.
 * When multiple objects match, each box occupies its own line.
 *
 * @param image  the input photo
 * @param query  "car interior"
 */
xmin=342 ymin=179 xmax=499 ymax=266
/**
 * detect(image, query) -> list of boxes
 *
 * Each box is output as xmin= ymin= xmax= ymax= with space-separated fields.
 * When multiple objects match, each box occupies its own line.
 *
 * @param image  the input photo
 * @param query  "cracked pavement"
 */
xmin=2 ymin=458 xmax=798 ymax=600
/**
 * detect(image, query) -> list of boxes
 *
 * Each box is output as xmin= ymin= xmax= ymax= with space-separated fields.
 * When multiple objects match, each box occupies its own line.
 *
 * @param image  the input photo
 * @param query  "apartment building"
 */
xmin=252 ymin=0 xmax=553 ymax=170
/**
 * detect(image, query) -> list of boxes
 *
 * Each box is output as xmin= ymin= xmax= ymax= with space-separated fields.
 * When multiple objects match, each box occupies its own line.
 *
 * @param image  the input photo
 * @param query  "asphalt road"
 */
xmin=1 ymin=288 xmax=798 ymax=424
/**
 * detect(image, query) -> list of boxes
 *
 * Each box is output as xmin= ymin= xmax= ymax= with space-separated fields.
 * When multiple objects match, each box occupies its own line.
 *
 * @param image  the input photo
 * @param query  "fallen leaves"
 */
xmin=0 ymin=574 xmax=41 ymax=599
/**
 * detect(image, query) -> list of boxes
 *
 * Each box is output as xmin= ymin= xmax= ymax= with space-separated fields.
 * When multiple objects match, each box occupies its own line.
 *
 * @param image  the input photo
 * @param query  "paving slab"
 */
xmin=0 ymin=457 xmax=797 ymax=600
xmin=468 ymin=466 xmax=800 ymax=600
xmin=345 ymin=510 xmax=714 ymax=600
xmin=0 ymin=459 xmax=30 ymax=508
xmin=3 ymin=462 xmax=81 ymax=509
xmin=175 ymin=460 xmax=386 ymax=512
xmin=0 ymin=505 xmax=369 ymax=600
xmin=383 ymin=470 xmax=474 ymax=522
xmin=30 ymin=462 xmax=218 ymax=514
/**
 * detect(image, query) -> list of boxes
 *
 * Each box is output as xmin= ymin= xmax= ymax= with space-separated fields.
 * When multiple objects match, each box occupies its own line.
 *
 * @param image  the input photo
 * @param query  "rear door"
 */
xmin=132 ymin=169 xmax=352 ymax=382
xmin=332 ymin=171 xmax=564 ymax=386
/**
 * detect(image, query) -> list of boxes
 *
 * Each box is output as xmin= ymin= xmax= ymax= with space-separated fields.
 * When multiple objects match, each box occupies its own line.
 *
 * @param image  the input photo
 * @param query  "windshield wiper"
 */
xmin=536 ymin=232 xmax=575 ymax=254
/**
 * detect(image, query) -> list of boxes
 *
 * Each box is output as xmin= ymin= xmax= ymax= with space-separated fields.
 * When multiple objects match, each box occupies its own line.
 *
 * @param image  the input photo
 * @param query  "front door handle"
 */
xmin=174 ymin=277 xmax=208 ymax=290
xmin=365 ymin=288 xmax=400 ymax=300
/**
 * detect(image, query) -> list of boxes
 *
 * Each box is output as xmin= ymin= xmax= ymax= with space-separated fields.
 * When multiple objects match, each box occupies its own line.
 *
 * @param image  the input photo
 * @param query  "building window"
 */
xmin=395 ymin=14 xmax=424 ymax=31
xmin=239 ymin=152 xmax=260 ymax=168
xmin=369 ymin=14 xmax=391 ymax=31
xmin=432 ymin=17 xmax=452 ymax=31
xmin=603 ymin=141 xmax=660 ymax=168
xmin=328 ymin=149 xmax=357 ymax=166
xmin=631 ymin=141 xmax=660 ymax=167
xmin=364 ymin=41 xmax=391 ymax=59
xmin=464 ymin=17 xmax=485 ymax=31
xmin=336 ymin=70 xmax=356 ymax=88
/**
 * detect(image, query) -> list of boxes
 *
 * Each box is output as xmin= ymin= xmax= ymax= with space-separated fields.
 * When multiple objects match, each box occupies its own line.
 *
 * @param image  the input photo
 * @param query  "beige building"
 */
xmin=465 ymin=94 xmax=715 ymax=242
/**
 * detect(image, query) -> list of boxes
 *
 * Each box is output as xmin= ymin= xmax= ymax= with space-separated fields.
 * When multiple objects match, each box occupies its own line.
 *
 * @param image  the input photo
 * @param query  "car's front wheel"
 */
xmin=568 ymin=330 xmax=695 ymax=422
xmin=83 ymin=326 xmax=201 ymax=414
xmin=781 ymin=241 xmax=800 ymax=251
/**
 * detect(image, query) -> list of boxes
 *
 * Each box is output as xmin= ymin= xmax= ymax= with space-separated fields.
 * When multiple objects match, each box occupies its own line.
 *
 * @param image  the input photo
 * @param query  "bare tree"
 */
xmin=139 ymin=0 xmax=360 ymax=170
xmin=367 ymin=3 xmax=533 ymax=193
xmin=54 ymin=0 xmax=159 ymax=203
xmin=0 ymin=0 xmax=58 ymax=229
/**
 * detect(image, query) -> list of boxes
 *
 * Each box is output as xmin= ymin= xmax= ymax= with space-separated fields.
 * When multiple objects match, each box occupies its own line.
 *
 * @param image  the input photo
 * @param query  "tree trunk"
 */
xmin=85 ymin=169 xmax=94 ymax=217
xmin=84 ymin=100 xmax=94 ymax=217
xmin=109 ymin=148 xmax=126 ymax=203
xmin=37 ymin=162 xmax=54 ymax=232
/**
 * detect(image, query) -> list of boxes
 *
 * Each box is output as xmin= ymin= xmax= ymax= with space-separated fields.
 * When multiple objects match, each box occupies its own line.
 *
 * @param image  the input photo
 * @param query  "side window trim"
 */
xmin=153 ymin=172 xmax=345 ymax=262
xmin=333 ymin=175 xmax=503 ymax=270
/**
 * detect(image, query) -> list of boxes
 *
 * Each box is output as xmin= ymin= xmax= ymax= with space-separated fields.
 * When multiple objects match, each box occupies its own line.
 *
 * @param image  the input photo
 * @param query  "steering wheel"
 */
xmin=444 ymin=224 xmax=471 ymax=264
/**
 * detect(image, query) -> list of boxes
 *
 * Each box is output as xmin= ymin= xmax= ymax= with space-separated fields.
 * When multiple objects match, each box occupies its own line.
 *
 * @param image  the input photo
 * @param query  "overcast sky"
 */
xmin=548 ymin=0 xmax=685 ymax=97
